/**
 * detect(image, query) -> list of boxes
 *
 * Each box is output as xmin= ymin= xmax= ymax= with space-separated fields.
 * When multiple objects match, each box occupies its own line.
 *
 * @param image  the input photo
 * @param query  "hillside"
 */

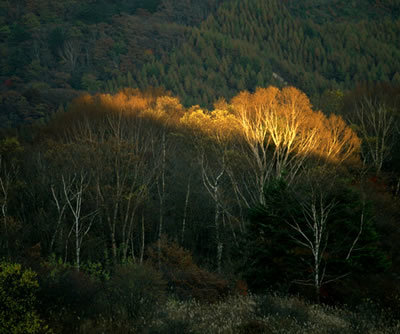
xmin=0 ymin=0 xmax=223 ymax=126
xmin=1 ymin=0 xmax=400 ymax=126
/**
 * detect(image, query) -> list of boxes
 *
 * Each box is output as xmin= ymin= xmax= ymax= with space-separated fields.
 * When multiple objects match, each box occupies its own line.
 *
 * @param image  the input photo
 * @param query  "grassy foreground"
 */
xmin=81 ymin=293 xmax=400 ymax=334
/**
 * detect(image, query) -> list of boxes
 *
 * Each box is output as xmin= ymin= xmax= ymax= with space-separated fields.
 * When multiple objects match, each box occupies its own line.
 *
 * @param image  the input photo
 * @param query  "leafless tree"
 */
xmin=355 ymin=97 xmax=395 ymax=174
xmin=288 ymin=176 xmax=366 ymax=302
xmin=181 ymin=172 xmax=192 ymax=244
xmin=93 ymin=114 xmax=159 ymax=262
xmin=61 ymin=171 xmax=97 ymax=271
xmin=49 ymin=183 xmax=69 ymax=253
xmin=200 ymin=150 xmax=226 ymax=273
xmin=288 ymin=188 xmax=336 ymax=303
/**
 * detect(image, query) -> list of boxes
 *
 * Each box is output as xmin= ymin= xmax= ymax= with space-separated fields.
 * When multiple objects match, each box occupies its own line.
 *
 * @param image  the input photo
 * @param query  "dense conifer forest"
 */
xmin=1 ymin=0 xmax=400 ymax=333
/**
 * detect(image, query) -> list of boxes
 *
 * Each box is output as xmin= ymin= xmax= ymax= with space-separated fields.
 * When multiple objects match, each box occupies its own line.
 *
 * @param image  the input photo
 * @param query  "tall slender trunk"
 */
xmin=0 ymin=190 xmax=9 ymax=257
xmin=214 ymin=185 xmax=223 ymax=273
xmin=75 ymin=219 xmax=80 ymax=271
xmin=314 ymin=249 xmax=320 ymax=303
xmin=181 ymin=174 xmax=191 ymax=244
xmin=200 ymin=152 xmax=225 ymax=273
xmin=0 ymin=160 xmax=10 ymax=258
xmin=158 ymin=130 xmax=166 ymax=268
xmin=97 ymin=179 xmax=118 ymax=261
xmin=63 ymin=173 xmax=85 ymax=271
xmin=140 ymin=214 xmax=145 ymax=264
xmin=111 ymin=229 xmax=117 ymax=259
xmin=50 ymin=185 xmax=67 ymax=253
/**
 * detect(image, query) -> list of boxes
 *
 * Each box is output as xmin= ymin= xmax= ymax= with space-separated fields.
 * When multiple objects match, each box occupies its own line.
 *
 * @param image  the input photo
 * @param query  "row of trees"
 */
xmin=2 ymin=86 xmax=398 ymax=306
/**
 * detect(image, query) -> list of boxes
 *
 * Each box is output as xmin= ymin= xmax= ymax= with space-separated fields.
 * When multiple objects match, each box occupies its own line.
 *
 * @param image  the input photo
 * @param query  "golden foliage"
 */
xmin=317 ymin=114 xmax=361 ymax=163
xmin=98 ymin=91 xmax=150 ymax=114
xmin=60 ymin=87 xmax=360 ymax=166
xmin=231 ymin=86 xmax=360 ymax=165
xmin=180 ymin=107 xmax=240 ymax=143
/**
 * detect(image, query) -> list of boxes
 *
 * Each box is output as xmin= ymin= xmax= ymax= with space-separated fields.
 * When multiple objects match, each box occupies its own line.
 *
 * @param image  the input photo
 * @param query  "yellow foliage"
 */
xmin=98 ymin=91 xmax=150 ymax=114
xmin=317 ymin=114 xmax=361 ymax=163
xmin=230 ymin=86 xmax=360 ymax=164
xmin=180 ymin=108 xmax=240 ymax=143
xmin=155 ymin=96 xmax=183 ymax=114
xmin=180 ymin=108 xmax=213 ymax=135
xmin=64 ymin=87 xmax=360 ymax=165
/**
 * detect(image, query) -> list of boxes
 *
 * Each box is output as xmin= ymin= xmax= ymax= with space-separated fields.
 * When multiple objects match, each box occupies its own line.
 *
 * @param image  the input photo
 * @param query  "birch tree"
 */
xmin=354 ymin=97 xmax=395 ymax=174
xmin=288 ymin=173 xmax=369 ymax=303
xmin=231 ymin=87 xmax=319 ymax=206
xmin=180 ymin=108 xmax=239 ymax=272
xmin=61 ymin=171 xmax=97 ymax=271
xmin=288 ymin=188 xmax=336 ymax=303
xmin=230 ymin=86 xmax=360 ymax=207
xmin=61 ymin=92 xmax=164 ymax=263
xmin=49 ymin=182 xmax=68 ymax=253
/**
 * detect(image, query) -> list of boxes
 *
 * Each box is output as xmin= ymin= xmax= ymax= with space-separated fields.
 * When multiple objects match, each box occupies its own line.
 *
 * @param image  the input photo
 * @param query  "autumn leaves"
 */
xmin=67 ymin=86 xmax=360 ymax=178
xmin=64 ymin=86 xmax=360 ymax=212
xmin=181 ymin=87 xmax=360 ymax=195
xmin=182 ymin=86 xmax=359 ymax=159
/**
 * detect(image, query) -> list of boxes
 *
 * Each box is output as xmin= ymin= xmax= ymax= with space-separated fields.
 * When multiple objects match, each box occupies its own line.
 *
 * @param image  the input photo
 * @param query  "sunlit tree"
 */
xmin=180 ymin=107 xmax=240 ymax=271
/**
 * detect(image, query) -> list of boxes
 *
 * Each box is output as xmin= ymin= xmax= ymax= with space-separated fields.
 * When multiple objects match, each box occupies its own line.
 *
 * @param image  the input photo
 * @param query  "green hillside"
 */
xmin=1 ymin=0 xmax=400 ymax=126
xmin=139 ymin=0 xmax=400 ymax=106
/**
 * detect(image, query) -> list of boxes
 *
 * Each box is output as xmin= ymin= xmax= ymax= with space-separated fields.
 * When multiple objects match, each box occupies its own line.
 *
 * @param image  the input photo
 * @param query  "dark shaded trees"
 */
xmin=240 ymin=175 xmax=389 ymax=302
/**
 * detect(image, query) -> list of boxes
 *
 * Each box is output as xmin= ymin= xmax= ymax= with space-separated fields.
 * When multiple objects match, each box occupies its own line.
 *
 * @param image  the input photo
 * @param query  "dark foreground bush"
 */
xmin=99 ymin=263 xmax=166 ymax=332
xmin=38 ymin=263 xmax=100 ymax=333
xmin=147 ymin=237 xmax=230 ymax=303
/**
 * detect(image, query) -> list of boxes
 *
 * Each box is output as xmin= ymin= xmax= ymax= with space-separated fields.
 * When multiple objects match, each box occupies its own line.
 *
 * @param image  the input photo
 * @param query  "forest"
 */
xmin=1 ymin=0 xmax=400 ymax=333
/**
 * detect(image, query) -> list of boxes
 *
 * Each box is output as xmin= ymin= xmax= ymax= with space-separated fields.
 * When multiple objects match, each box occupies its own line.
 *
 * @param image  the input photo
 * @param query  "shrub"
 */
xmin=147 ymin=237 xmax=230 ymax=303
xmin=38 ymin=263 xmax=100 ymax=333
xmin=101 ymin=263 xmax=166 ymax=332
xmin=0 ymin=262 xmax=51 ymax=334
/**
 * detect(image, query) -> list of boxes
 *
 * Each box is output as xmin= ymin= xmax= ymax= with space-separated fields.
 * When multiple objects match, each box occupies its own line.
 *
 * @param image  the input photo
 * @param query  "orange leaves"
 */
xmin=232 ymin=87 xmax=315 ymax=163
xmin=98 ymin=91 xmax=150 ymax=114
xmin=278 ymin=86 xmax=312 ymax=115
xmin=230 ymin=86 xmax=360 ymax=165
xmin=153 ymin=96 xmax=184 ymax=122
xmin=62 ymin=90 xmax=183 ymax=128
xmin=63 ymin=87 xmax=359 ymax=166
xmin=317 ymin=114 xmax=361 ymax=163
xmin=231 ymin=87 xmax=279 ymax=122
